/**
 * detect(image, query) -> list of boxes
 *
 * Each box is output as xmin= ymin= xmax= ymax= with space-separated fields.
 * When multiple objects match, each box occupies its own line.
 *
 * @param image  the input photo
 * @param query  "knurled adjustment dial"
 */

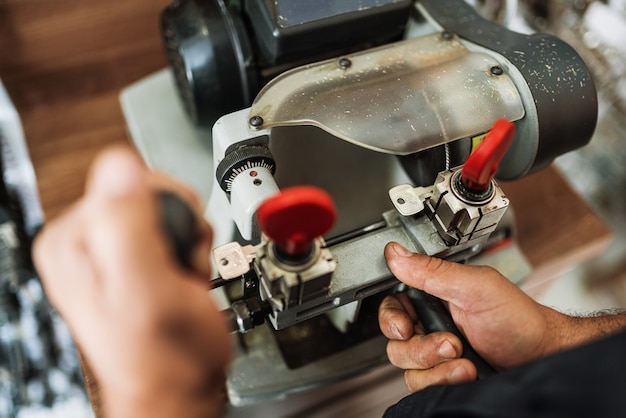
xmin=216 ymin=145 xmax=276 ymax=193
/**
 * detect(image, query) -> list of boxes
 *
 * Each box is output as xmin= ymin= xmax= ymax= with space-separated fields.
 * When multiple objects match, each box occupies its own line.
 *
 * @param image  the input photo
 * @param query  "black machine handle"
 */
xmin=407 ymin=288 xmax=496 ymax=380
xmin=158 ymin=191 xmax=198 ymax=269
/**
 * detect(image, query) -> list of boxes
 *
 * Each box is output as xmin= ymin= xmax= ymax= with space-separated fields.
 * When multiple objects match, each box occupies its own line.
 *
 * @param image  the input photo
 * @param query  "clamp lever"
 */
xmin=461 ymin=119 xmax=516 ymax=193
xmin=257 ymin=186 xmax=337 ymax=260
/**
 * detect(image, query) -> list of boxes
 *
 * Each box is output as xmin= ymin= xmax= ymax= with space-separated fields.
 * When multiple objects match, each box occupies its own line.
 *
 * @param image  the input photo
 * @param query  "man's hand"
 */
xmin=379 ymin=242 xmax=567 ymax=393
xmin=33 ymin=147 xmax=231 ymax=418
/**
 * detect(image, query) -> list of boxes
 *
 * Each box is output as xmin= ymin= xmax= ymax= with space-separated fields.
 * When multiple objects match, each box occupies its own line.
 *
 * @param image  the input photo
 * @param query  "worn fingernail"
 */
xmin=392 ymin=242 xmax=413 ymax=257
xmin=438 ymin=340 xmax=456 ymax=359
xmin=391 ymin=323 xmax=403 ymax=339
xmin=449 ymin=365 xmax=469 ymax=384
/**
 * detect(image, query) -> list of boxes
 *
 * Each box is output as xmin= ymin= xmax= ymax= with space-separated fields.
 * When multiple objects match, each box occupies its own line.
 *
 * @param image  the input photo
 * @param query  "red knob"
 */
xmin=257 ymin=186 xmax=337 ymax=257
xmin=461 ymin=119 xmax=516 ymax=191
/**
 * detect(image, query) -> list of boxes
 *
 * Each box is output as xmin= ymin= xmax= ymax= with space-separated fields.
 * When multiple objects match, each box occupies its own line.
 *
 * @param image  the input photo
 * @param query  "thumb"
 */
xmin=85 ymin=145 xmax=148 ymax=200
xmin=384 ymin=242 xmax=493 ymax=308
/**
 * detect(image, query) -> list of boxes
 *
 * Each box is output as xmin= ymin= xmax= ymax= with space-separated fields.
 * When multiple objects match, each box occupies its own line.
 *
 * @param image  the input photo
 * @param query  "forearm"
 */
xmin=542 ymin=306 xmax=626 ymax=354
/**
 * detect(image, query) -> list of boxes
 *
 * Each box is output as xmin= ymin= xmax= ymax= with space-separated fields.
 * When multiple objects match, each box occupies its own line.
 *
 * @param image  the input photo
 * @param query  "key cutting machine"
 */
xmin=156 ymin=0 xmax=598 ymax=406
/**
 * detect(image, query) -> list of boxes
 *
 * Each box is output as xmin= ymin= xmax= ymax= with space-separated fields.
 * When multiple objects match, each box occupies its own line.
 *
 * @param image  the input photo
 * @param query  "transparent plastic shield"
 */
xmin=249 ymin=33 xmax=524 ymax=155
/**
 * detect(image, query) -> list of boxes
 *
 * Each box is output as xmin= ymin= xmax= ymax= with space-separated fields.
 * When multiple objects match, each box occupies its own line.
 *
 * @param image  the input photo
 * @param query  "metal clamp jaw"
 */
xmin=391 ymin=118 xmax=514 ymax=246
xmin=255 ymin=237 xmax=336 ymax=316
xmin=214 ymin=233 xmax=336 ymax=332
xmin=390 ymin=169 xmax=509 ymax=246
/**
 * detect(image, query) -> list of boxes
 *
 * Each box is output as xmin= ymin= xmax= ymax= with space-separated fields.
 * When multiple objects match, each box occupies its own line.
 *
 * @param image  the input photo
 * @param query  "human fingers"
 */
xmin=384 ymin=242 xmax=504 ymax=309
xmin=84 ymin=145 xmax=149 ymax=199
xmin=78 ymin=148 xmax=232 ymax=362
xmin=379 ymin=294 xmax=420 ymax=340
xmin=32 ymin=203 xmax=98 ymax=322
xmin=86 ymin=146 xmax=213 ymax=278
xmin=384 ymin=241 xmax=555 ymax=370
xmin=33 ymin=146 xmax=145 ymax=317
xmin=80 ymin=147 xmax=171 ymax=289
xmin=403 ymin=358 xmax=476 ymax=393
xmin=84 ymin=146 xmax=201 ymax=215
xmin=80 ymin=148 xmax=228 ymax=329
xmin=35 ymin=146 xmax=231 ymax=417
xmin=386 ymin=332 xmax=463 ymax=370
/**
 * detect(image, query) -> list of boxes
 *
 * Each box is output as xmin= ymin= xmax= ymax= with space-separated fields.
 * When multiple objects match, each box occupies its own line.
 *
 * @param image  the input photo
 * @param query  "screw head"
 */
xmin=338 ymin=57 xmax=352 ymax=69
xmin=249 ymin=115 xmax=264 ymax=128
xmin=490 ymin=66 xmax=504 ymax=76
xmin=441 ymin=31 xmax=454 ymax=40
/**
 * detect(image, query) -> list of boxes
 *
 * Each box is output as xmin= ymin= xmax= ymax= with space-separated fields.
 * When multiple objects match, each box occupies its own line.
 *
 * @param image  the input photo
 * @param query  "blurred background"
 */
xmin=0 ymin=0 xmax=624 ymax=416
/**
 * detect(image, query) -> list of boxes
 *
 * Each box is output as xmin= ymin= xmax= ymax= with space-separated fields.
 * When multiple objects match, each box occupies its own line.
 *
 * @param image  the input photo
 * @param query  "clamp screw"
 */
xmin=490 ymin=66 xmax=504 ymax=76
xmin=249 ymin=115 xmax=264 ymax=128
xmin=441 ymin=31 xmax=454 ymax=40
xmin=338 ymin=58 xmax=352 ymax=69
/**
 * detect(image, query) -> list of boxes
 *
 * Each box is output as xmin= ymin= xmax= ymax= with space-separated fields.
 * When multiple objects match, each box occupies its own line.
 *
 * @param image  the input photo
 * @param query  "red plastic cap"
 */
xmin=257 ymin=186 xmax=337 ymax=257
xmin=461 ymin=119 xmax=516 ymax=191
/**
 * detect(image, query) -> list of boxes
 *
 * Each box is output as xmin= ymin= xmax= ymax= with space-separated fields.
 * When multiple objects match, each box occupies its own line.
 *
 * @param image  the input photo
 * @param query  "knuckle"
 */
xmin=414 ymin=344 xmax=430 ymax=368
xmin=408 ymin=333 xmax=458 ymax=368
xmin=471 ymin=264 xmax=497 ymax=280
xmin=403 ymin=366 xmax=448 ymax=393
xmin=401 ymin=359 xmax=474 ymax=394
xmin=387 ymin=339 xmax=416 ymax=369
xmin=408 ymin=336 xmax=433 ymax=368
xmin=424 ymin=256 xmax=450 ymax=275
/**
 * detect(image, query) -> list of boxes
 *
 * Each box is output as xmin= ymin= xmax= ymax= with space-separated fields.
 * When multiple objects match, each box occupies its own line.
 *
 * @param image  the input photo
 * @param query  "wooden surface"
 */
xmin=0 ymin=0 xmax=171 ymax=220
xmin=501 ymin=170 xmax=612 ymax=296
xmin=0 ymin=1 xmax=611 ymax=275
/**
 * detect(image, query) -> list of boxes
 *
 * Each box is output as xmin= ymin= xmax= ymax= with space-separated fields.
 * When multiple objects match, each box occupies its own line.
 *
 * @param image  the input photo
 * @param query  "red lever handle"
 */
xmin=461 ymin=119 xmax=516 ymax=191
xmin=257 ymin=186 xmax=337 ymax=257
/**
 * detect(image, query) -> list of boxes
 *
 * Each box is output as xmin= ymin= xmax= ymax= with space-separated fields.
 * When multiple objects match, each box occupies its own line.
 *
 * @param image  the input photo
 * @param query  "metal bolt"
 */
xmin=249 ymin=115 xmax=264 ymax=128
xmin=339 ymin=57 xmax=352 ymax=69
xmin=490 ymin=66 xmax=504 ymax=76
xmin=441 ymin=31 xmax=454 ymax=40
